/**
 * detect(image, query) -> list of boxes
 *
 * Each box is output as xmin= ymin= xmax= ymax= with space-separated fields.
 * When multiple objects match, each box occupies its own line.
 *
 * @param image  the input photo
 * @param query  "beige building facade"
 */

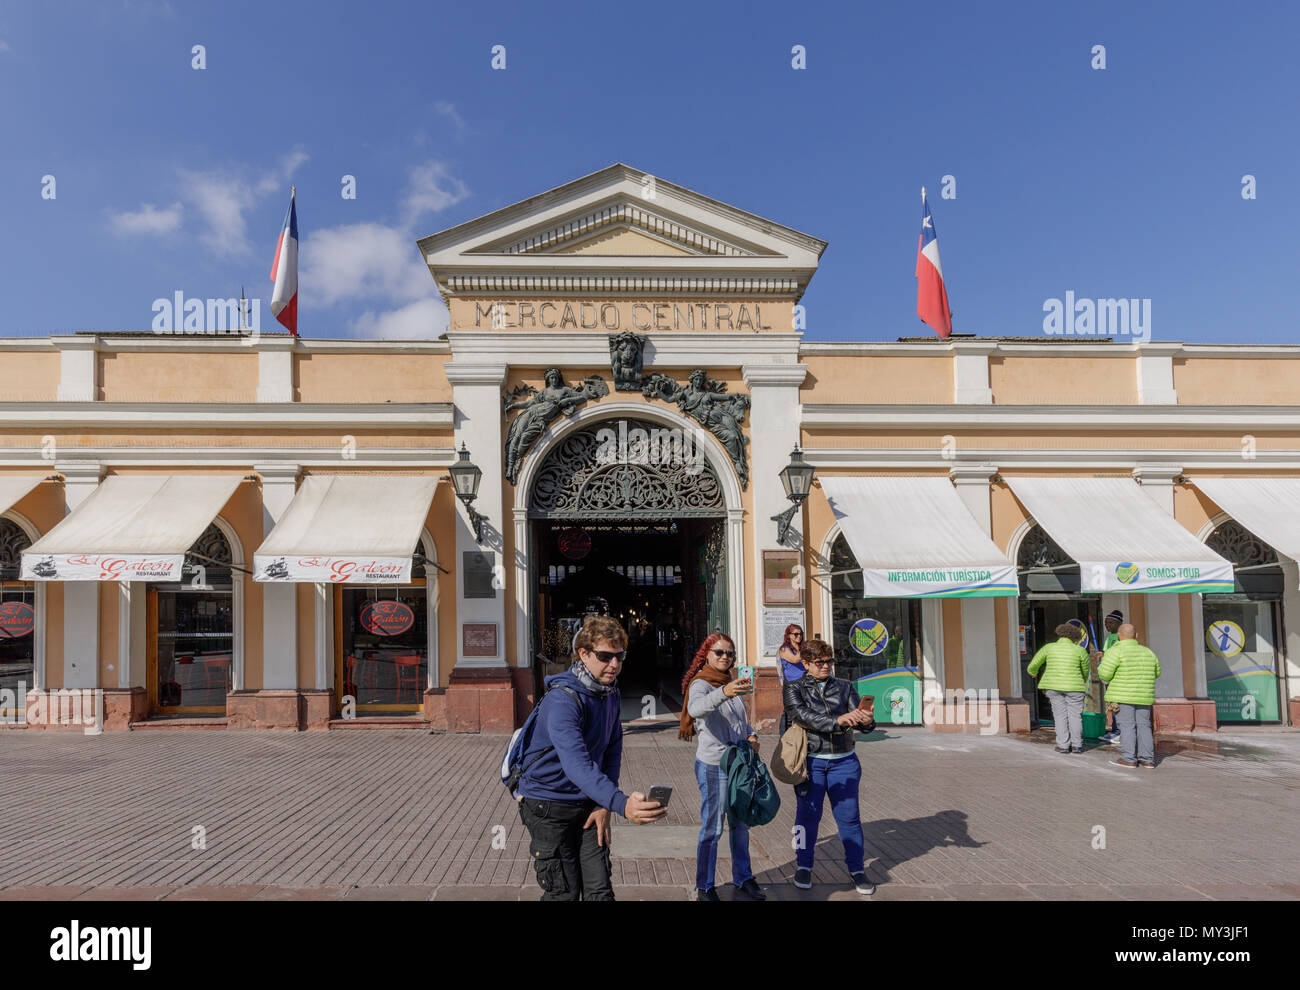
xmin=2 ymin=164 xmax=1297 ymax=734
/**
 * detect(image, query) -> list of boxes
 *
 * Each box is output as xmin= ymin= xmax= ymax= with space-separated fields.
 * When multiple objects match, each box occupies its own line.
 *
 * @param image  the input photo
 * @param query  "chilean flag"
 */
xmin=269 ymin=189 xmax=298 ymax=335
xmin=915 ymin=187 xmax=952 ymax=339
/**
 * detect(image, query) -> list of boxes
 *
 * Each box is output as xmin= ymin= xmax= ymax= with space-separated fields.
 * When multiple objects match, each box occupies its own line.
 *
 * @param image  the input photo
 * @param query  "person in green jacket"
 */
xmin=1027 ymin=623 xmax=1091 ymax=754
xmin=1098 ymin=624 xmax=1161 ymax=769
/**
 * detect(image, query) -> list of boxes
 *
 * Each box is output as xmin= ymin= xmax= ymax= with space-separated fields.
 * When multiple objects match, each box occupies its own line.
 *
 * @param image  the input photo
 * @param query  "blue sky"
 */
xmin=1 ymin=0 xmax=1294 ymax=344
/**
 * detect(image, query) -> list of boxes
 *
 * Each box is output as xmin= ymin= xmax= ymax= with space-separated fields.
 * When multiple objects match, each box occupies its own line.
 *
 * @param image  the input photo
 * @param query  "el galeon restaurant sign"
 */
xmin=253 ymin=556 xmax=412 ymax=583
xmin=360 ymin=600 xmax=416 ymax=636
xmin=21 ymin=554 xmax=184 ymax=581
xmin=475 ymin=300 xmax=775 ymax=332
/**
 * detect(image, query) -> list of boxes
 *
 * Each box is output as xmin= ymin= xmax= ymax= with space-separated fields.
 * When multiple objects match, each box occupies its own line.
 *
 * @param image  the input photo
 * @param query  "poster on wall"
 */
xmin=761 ymin=607 xmax=804 ymax=656
xmin=762 ymin=550 xmax=803 ymax=605
xmin=463 ymin=552 xmax=497 ymax=599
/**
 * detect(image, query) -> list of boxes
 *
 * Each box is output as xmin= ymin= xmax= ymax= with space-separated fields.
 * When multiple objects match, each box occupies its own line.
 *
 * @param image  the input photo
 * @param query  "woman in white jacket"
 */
xmin=678 ymin=631 xmax=763 ymax=901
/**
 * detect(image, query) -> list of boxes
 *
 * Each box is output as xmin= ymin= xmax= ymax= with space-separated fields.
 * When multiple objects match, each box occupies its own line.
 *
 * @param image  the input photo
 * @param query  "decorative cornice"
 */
xmin=489 ymin=202 xmax=754 ymax=257
xmin=439 ymin=274 xmax=801 ymax=296
xmin=443 ymin=362 xmax=508 ymax=386
xmin=742 ymin=364 xmax=808 ymax=387
xmin=0 ymin=402 xmax=453 ymax=430
xmin=800 ymin=403 xmax=1300 ymax=430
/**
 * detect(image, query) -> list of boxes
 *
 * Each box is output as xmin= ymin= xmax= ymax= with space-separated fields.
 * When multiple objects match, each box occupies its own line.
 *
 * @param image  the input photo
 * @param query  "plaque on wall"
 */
xmin=762 ymin=607 xmax=806 ymax=656
xmin=463 ymin=623 xmax=498 ymax=657
xmin=463 ymin=551 xmax=497 ymax=599
xmin=762 ymin=550 xmax=803 ymax=605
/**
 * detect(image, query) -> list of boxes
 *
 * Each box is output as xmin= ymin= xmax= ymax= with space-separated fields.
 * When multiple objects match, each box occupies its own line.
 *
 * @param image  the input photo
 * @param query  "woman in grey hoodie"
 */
xmin=679 ymin=632 xmax=763 ymax=901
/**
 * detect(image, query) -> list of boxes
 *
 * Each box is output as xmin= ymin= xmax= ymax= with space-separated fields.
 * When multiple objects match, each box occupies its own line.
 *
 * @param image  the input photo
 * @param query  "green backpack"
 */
xmin=720 ymin=743 xmax=782 ymax=827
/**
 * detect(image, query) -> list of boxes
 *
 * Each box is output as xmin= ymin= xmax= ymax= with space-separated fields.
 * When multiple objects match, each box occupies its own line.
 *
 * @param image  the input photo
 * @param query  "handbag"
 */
xmin=769 ymin=721 xmax=808 ymax=785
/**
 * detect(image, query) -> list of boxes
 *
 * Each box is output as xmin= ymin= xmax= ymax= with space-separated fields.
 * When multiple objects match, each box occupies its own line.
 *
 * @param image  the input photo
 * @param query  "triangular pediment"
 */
xmin=417 ymin=164 xmax=827 ymax=300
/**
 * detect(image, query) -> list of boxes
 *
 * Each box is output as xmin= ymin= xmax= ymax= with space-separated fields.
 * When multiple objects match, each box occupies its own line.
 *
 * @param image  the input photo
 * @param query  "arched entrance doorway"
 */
xmin=1202 ymin=518 xmax=1285 ymax=723
xmin=523 ymin=414 xmax=733 ymax=720
xmin=1014 ymin=523 xmax=1102 ymax=727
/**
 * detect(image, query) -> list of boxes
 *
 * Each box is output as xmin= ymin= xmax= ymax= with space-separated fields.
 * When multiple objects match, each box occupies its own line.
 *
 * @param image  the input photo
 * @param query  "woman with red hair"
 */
xmin=778 ymin=624 xmax=806 ymax=684
xmin=679 ymin=632 xmax=763 ymax=901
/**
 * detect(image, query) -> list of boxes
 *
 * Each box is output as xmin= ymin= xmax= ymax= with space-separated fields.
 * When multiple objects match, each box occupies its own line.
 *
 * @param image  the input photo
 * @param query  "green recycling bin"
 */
xmin=1081 ymin=711 xmax=1106 ymax=739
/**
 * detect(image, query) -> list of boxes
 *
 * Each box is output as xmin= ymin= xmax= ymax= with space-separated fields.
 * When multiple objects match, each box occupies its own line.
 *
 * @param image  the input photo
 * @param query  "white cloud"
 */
xmin=113 ymin=146 xmax=309 ymax=255
xmin=176 ymin=169 xmax=257 ymax=256
xmin=434 ymin=101 xmax=467 ymax=135
xmin=352 ymin=298 xmax=448 ymax=340
xmin=299 ymin=159 xmax=467 ymax=338
xmin=401 ymin=160 xmax=469 ymax=225
xmin=300 ymin=221 xmax=430 ymax=307
xmin=0 ymin=39 xmax=11 ymax=54
xmin=109 ymin=201 xmax=183 ymax=235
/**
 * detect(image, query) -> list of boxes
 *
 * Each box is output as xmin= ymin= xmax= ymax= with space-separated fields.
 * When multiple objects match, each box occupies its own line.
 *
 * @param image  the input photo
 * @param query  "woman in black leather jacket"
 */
xmin=782 ymin=639 xmax=876 ymax=895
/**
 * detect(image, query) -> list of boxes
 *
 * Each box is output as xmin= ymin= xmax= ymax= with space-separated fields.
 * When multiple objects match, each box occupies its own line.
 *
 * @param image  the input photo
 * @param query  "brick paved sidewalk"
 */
xmin=1 ymin=726 xmax=1297 ymax=901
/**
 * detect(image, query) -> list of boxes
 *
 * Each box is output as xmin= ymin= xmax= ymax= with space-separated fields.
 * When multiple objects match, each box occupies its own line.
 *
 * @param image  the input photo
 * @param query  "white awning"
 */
xmin=21 ymin=475 xmax=242 ymax=581
xmin=1193 ymin=477 xmax=1300 ymax=574
xmin=0 ymin=476 xmax=45 ymax=517
xmin=254 ymin=475 xmax=437 ymax=584
xmin=820 ymin=476 xmax=1017 ymax=598
xmin=1005 ymin=476 xmax=1233 ymax=594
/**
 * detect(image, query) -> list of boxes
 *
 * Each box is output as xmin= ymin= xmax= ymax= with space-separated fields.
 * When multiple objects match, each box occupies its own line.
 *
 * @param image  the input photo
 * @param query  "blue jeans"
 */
xmin=695 ymin=758 xmax=753 ymax=891
xmin=794 ymin=753 xmax=864 ymax=873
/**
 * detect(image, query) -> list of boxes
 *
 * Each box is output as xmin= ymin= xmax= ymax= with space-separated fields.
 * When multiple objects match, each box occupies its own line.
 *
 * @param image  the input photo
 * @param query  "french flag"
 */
xmin=269 ymin=189 xmax=298 ymax=336
xmin=915 ymin=187 xmax=952 ymax=339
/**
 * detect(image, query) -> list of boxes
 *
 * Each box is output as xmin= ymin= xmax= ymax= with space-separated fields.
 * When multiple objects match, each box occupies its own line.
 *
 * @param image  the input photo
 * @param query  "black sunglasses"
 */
xmin=711 ymin=648 xmax=736 ymax=659
xmin=591 ymin=649 xmax=626 ymax=664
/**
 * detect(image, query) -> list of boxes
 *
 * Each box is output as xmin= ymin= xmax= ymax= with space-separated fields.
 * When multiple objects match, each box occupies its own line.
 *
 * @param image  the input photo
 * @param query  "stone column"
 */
xmin=949 ymin=464 xmax=1018 ymax=733
xmin=1133 ymin=464 xmax=1212 ymax=730
xmin=57 ymin=462 xmax=104 ymax=691
xmin=742 ymin=364 xmax=806 ymax=730
xmin=237 ymin=463 xmax=301 ymax=730
xmin=444 ymin=362 xmax=514 ymax=733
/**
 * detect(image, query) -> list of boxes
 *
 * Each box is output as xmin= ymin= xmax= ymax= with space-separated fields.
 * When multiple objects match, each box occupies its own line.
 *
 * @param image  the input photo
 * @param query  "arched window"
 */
xmin=1016 ymin=524 xmax=1079 ymax=594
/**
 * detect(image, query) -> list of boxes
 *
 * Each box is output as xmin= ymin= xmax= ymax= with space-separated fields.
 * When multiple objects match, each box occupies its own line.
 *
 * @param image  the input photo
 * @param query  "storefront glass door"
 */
xmin=338 ymin=586 xmax=428 ymax=712
xmin=1019 ymin=598 xmax=1101 ymax=726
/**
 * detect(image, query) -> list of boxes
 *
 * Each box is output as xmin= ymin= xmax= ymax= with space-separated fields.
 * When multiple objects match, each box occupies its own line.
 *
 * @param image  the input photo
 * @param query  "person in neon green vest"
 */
xmin=883 ymin=625 xmax=906 ymax=669
xmin=1098 ymin=623 xmax=1162 ymax=769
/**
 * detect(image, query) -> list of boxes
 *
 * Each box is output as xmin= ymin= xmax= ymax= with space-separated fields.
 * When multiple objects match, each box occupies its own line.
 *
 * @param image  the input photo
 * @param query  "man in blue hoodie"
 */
xmin=516 ymin=615 xmax=667 ymax=900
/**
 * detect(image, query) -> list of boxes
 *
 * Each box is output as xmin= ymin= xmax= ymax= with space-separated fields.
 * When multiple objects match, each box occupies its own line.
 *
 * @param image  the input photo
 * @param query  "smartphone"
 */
xmin=858 ymin=695 xmax=875 ymax=718
xmin=736 ymin=665 xmax=755 ymax=693
xmin=647 ymin=785 xmax=672 ymax=808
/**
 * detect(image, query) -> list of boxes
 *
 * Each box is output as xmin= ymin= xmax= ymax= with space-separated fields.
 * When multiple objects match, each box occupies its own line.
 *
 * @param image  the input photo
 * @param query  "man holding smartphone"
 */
xmin=516 ymin=615 xmax=667 ymax=901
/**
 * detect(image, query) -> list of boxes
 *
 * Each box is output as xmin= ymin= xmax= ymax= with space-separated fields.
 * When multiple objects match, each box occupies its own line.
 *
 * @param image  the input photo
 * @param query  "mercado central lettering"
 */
xmin=1 ymin=163 xmax=1298 ymax=737
xmin=473 ymin=299 xmax=777 ymax=331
